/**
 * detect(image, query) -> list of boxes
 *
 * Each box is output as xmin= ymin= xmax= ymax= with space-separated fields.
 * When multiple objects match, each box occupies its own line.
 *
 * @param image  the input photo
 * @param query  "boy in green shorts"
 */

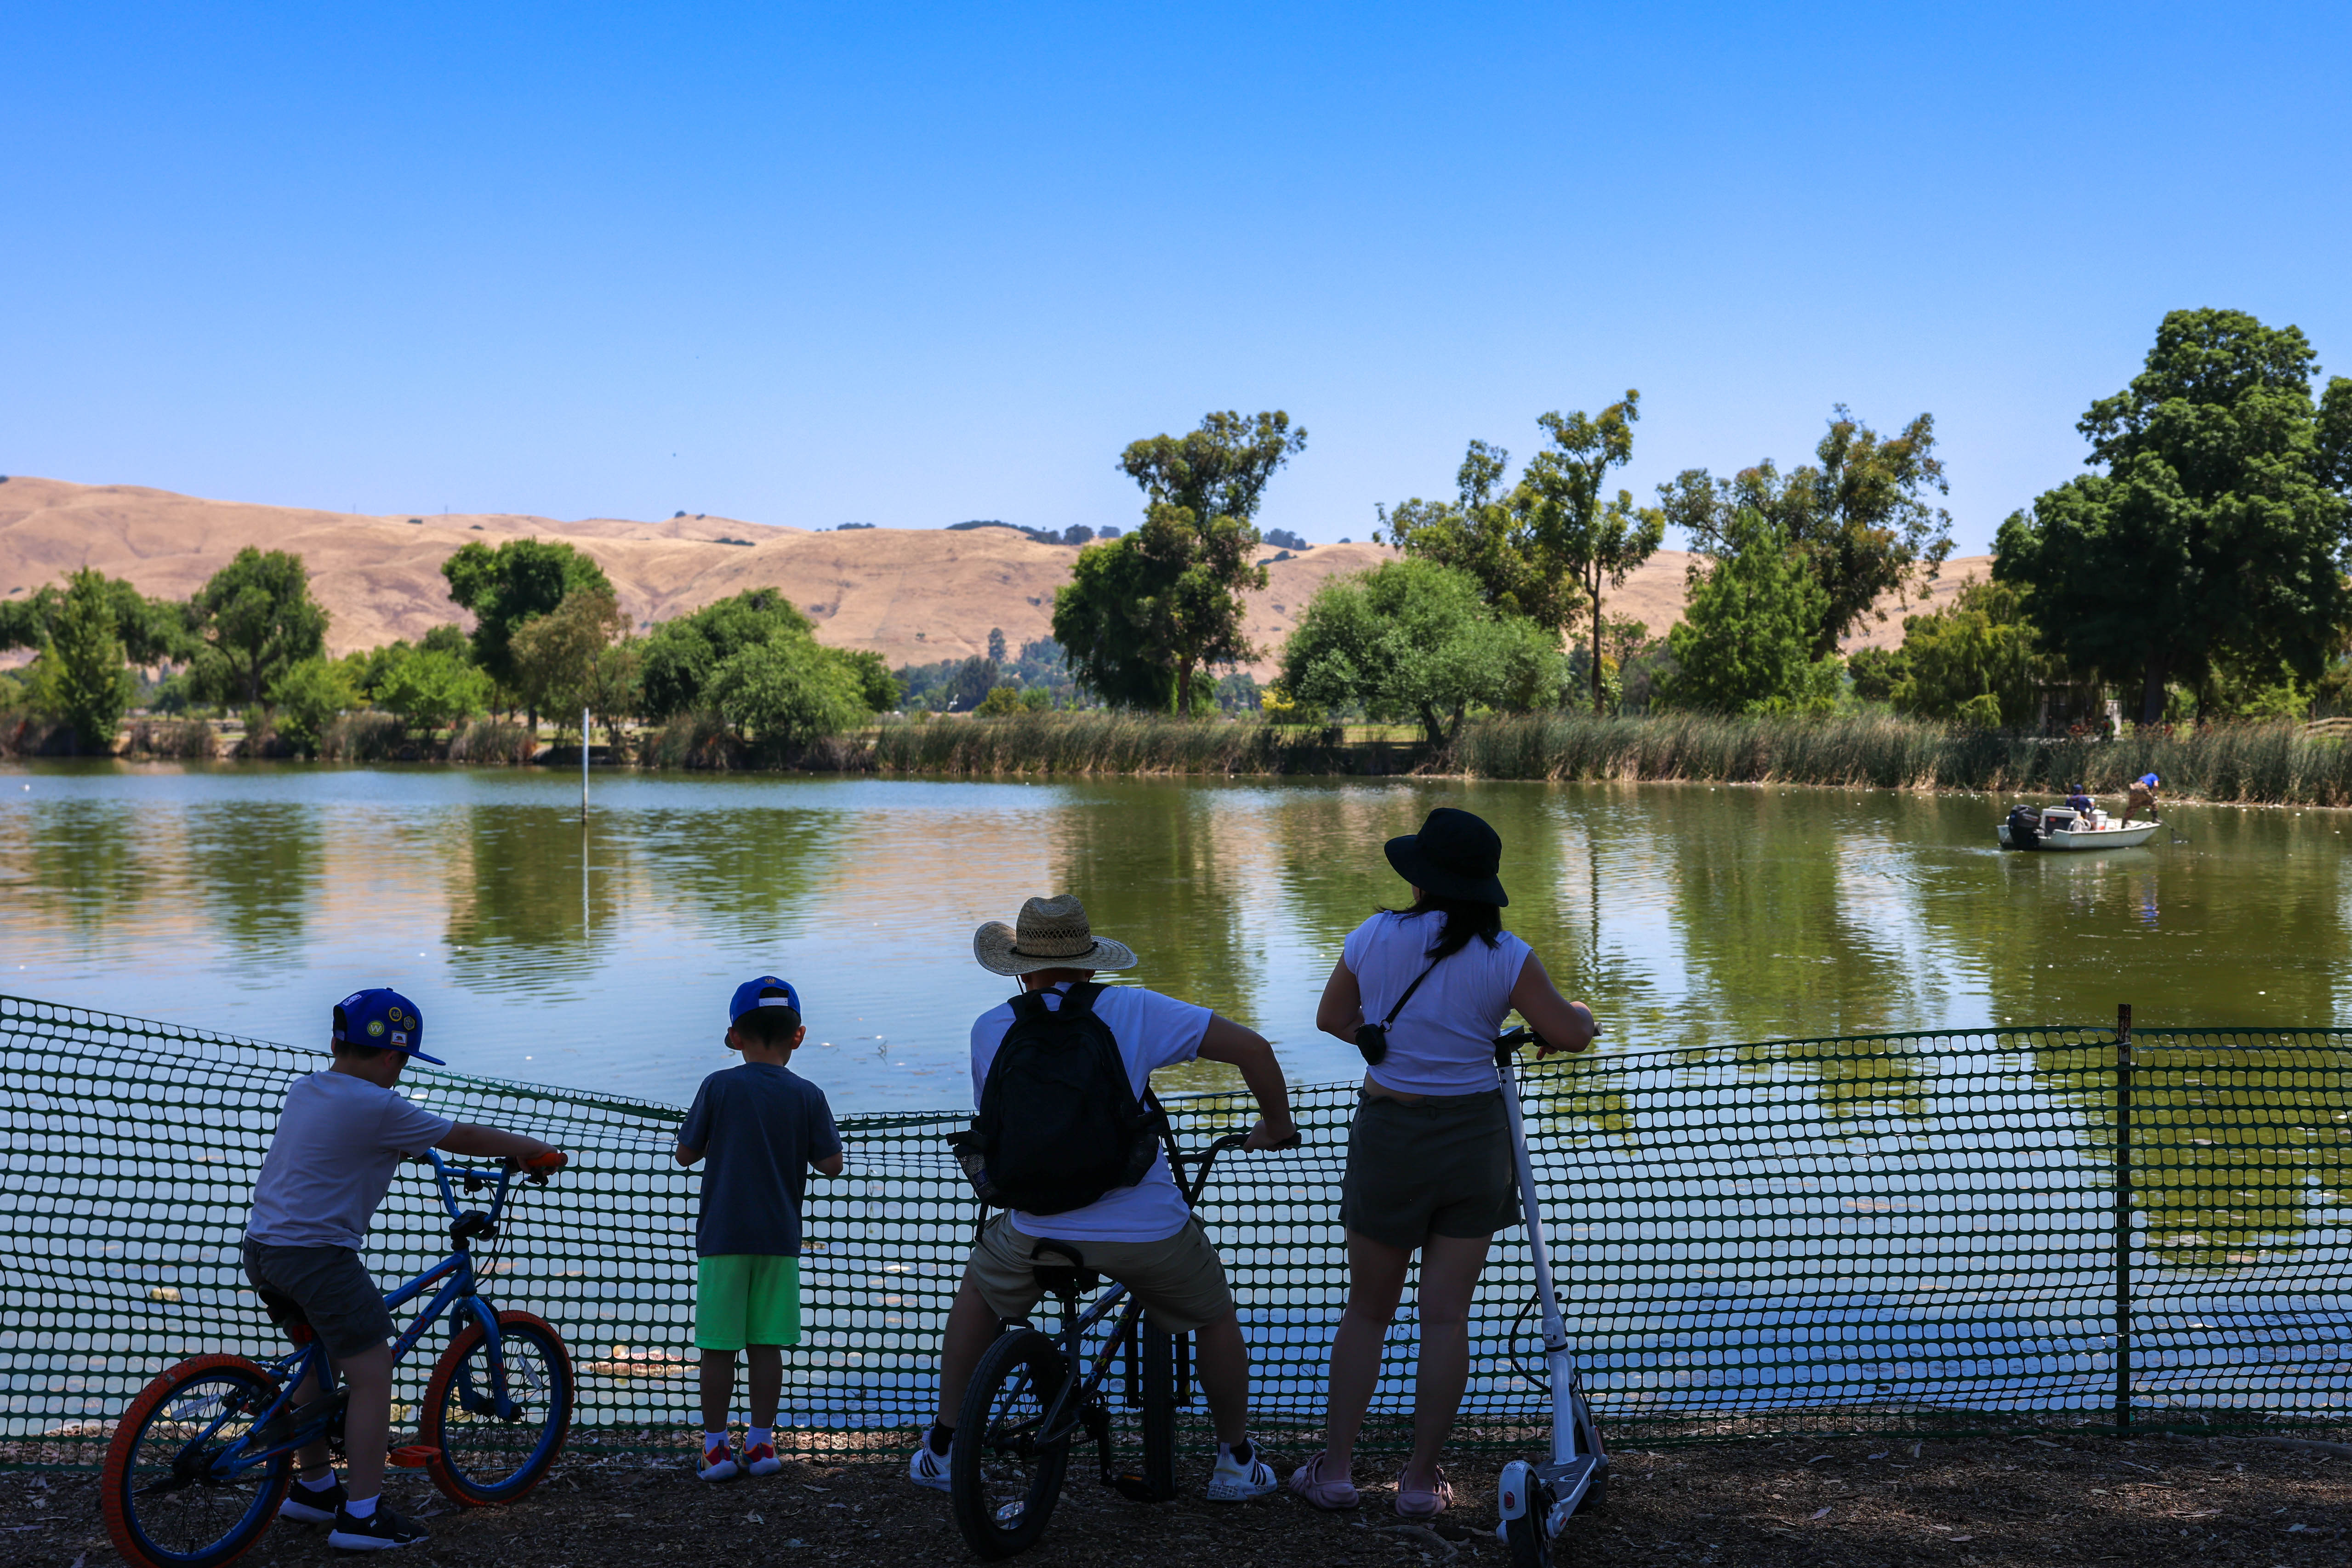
xmin=675 ymin=975 xmax=843 ymax=1481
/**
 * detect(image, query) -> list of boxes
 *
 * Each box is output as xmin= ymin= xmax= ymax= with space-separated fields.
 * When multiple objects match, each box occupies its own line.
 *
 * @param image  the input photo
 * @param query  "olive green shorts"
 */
xmin=695 ymin=1254 xmax=802 ymax=1351
xmin=1339 ymin=1090 xmax=1521 ymax=1249
xmin=965 ymin=1214 xmax=1235 ymax=1334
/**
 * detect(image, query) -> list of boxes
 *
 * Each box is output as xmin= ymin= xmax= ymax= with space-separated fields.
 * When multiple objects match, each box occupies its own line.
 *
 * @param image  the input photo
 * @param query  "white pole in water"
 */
xmin=581 ymin=707 xmax=590 ymax=821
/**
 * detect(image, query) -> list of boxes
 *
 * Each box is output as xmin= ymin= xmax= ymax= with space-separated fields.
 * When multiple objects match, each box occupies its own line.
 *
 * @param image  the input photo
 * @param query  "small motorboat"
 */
xmin=1998 ymin=801 xmax=2158 ymax=851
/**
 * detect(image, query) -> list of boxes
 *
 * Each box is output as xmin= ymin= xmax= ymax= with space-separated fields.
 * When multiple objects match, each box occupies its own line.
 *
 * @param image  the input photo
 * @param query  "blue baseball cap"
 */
xmin=729 ymin=975 xmax=803 ymax=1026
xmin=2139 ymin=773 xmax=2160 ymax=789
xmin=332 ymin=987 xmax=444 ymax=1065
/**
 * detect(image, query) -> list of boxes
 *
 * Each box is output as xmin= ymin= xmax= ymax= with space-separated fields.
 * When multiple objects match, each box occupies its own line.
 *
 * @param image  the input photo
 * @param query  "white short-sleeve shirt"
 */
xmin=1342 ymin=911 xmax=1533 ymax=1097
xmin=968 ymin=982 xmax=1211 ymax=1243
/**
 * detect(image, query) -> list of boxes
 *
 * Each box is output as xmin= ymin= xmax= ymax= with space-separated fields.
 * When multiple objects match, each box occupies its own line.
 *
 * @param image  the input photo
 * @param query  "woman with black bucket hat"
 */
xmin=1287 ymin=806 xmax=1596 ymax=1520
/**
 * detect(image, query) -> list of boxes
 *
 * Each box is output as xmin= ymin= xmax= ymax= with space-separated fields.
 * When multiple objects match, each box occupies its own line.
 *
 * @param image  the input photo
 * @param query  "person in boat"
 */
xmin=2122 ymin=772 xmax=2160 ymax=825
xmin=2065 ymin=785 xmax=2096 ymax=816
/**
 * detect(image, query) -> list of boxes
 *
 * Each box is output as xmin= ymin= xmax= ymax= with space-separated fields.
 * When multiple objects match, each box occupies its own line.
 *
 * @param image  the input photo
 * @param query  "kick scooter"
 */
xmin=1491 ymin=1025 xmax=1607 ymax=1566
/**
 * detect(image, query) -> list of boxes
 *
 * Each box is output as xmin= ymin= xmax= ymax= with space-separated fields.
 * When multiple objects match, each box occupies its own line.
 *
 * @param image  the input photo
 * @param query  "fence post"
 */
xmin=2113 ymin=1002 xmax=2134 ymax=1433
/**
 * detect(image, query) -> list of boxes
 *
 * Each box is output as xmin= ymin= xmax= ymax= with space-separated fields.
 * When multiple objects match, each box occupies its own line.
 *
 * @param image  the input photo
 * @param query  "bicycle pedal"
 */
xmin=386 ymin=1445 xmax=439 ymax=1468
xmin=1108 ymin=1473 xmax=1156 ymax=1503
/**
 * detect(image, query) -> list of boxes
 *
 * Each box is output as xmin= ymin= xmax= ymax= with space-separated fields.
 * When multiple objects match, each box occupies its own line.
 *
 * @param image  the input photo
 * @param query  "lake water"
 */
xmin=3 ymin=760 xmax=2345 ymax=1112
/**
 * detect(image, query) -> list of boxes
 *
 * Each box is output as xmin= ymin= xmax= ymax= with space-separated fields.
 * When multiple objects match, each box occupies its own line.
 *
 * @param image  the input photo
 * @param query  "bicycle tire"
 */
xmin=1140 ymin=1327 xmax=1177 ymax=1501
xmin=951 ymin=1327 xmax=1071 ymax=1559
xmin=419 ymin=1310 xmax=574 ymax=1506
xmin=101 ymin=1354 xmax=292 ymax=1568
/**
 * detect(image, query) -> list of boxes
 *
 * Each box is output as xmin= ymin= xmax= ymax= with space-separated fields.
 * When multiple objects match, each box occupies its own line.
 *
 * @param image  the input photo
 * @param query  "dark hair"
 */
xmin=1383 ymin=891 xmax=1503 ymax=960
xmin=733 ymin=989 xmax=803 ymax=1045
xmin=330 ymin=1006 xmax=388 ymax=1060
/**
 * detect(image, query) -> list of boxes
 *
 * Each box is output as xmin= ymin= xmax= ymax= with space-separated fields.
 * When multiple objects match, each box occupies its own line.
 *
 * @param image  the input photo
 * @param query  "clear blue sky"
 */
xmin=4 ymin=3 xmax=2347 ymax=554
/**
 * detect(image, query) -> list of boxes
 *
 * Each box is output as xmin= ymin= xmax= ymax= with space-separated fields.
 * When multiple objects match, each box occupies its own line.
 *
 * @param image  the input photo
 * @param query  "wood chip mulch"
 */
xmin=5 ymin=1427 xmax=2344 ymax=1568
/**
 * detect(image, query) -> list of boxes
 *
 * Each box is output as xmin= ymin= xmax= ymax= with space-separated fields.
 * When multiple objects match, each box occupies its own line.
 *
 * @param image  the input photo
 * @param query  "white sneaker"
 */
xmin=906 ymin=1440 xmax=952 ymax=1493
xmin=1206 ymin=1445 xmax=1279 ymax=1501
xmin=697 ymin=1441 xmax=740 ymax=1482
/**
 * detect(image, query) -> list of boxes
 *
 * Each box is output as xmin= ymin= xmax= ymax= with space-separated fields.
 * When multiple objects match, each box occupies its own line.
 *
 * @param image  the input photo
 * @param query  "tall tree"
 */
xmin=1663 ymin=510 xmax=1834 ymax=714
xmin=510 ymin=585 xmax=630 ymax=739
xmin=1 ymin=575 xmax=191 ymax=664
xmin=1109 ymin=410 xmax=1307 ymax=715
xmin=1521 ymin=391 xmax=1666 ymax=714
xmin=1374 ymin=440 xmax=1583 ymax=633
xmin=1994 ymin=308 xmax=2352 ymax=725
xmin=1052 ymin=536 xmax=1176 ymax=710
xmin=637 ymin=589 xmax=816 ymax=718
xmin=1657 ymin=406 xmax=1955 ymax=658
xmin=440 ymin=538 xmax=616 ymax=706
xmin=30 ymin=568 xmax=137 ymax=751
xmin=187 ymin=547 xmax=330 ymax=708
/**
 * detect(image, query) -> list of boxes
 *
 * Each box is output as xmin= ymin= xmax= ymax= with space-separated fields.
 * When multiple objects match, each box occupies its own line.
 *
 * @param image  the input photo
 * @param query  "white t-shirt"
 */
xmin=1342 ymin=911 xmax=1533 ymax=1097
xmin=968 ymin=982 xmax=1211 ymax=1243
xmin=245 ymin=1072 xmax=457 ymax=1250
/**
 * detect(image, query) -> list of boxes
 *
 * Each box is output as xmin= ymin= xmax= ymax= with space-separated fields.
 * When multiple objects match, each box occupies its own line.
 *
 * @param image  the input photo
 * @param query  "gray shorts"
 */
xmin=1339 ymin=1090 xmax=1521 ymax=1249
xmin=241 ymin=1238 xmax=394 ymax=1360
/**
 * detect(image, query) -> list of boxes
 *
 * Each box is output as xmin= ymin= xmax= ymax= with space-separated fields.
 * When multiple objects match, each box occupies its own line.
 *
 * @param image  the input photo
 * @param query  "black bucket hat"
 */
xmin=1384 ymin=806 xmax=1509 ymax=907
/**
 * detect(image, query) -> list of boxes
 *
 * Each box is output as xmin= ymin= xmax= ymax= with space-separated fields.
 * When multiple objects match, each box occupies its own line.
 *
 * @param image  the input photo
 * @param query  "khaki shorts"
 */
xmin=966 ymin=1213 xmax=1235 ymax=1334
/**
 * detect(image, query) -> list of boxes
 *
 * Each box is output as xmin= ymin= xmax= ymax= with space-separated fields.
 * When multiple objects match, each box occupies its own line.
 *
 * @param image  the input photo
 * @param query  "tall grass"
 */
xmin=120 ymin=718 xmax=218 ymax=759
xmin=447 ymin=719 xmax=536 ymax=766
xmin=799 ymin=709 xmax=2352 ymax=805
xmin=320 ymin=712 xmax=408 ymax=762
xmin=1456 ymin=712 xmax=2352 ymax=804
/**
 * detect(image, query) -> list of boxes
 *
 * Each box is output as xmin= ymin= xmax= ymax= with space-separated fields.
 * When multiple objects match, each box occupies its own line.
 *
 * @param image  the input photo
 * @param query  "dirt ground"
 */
xmin=5 ymin=1426 xmax=2344 ymax=1568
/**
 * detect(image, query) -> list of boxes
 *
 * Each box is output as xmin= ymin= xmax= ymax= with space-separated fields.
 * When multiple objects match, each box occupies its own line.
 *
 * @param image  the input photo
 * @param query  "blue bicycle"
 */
xmin=102 ymin=1150 xmax=574 ymax=1568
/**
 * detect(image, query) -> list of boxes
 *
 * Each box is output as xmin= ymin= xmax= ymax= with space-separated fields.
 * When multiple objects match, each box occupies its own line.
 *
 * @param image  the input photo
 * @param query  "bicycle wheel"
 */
xmin=419 ymin=1310 xmax=574 ymax=1506
xmin=951 ymin=1327 xmax=1071 ymax=1559
xmin=101 ymin=1354 xmax=292 ymax=1568
xmin=1139 ymin=1327 xmax=1177 ymax=1501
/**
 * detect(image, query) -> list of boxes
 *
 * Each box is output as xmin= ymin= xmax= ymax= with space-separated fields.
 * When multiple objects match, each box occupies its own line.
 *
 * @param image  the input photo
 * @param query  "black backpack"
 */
xmin=950 ymin=983 xmax=1166 ymax=1215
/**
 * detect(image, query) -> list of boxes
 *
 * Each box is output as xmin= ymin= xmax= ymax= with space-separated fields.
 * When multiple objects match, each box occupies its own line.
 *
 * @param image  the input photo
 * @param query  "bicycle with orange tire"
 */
xmin=101 ymin=1148 xmax=573 ymax=1568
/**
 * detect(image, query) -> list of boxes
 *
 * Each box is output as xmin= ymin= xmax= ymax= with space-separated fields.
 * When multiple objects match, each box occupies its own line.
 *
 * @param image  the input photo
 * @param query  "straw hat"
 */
xmin=972 ymin=894 xmax=1138 ymax=976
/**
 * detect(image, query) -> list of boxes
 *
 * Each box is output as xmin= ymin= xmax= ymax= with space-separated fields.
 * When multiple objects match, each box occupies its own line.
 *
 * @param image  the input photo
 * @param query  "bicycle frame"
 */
xmin=178 ymin=1153 xmax=537 ymax=1484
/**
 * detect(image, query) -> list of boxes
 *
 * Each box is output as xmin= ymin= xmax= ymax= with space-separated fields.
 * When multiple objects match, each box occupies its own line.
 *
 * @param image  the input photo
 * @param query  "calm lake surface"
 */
xmin=3 ymin=761 xmax=2342 ymax=1112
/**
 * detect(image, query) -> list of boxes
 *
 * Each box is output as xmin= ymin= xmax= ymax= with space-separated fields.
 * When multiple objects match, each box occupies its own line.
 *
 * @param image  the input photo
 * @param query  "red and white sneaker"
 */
xmin=697 ymin=1439 xmax=740 ymax=1482
xmin=742 ymin=1441 xmax=783 ymax=1478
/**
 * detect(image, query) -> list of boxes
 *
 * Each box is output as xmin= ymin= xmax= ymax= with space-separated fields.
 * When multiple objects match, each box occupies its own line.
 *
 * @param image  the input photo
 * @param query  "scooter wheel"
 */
xmin=1504 ymin=1502 xmax=1548 ymax=1568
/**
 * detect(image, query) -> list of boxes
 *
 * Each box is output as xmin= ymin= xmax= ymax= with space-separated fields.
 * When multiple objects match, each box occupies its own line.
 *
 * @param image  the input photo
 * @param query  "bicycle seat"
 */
xmin=256 ymin=1288 xmax=316 ymax=1345
xmin=1031 ymin=1240 xmax=1100 ymax=1294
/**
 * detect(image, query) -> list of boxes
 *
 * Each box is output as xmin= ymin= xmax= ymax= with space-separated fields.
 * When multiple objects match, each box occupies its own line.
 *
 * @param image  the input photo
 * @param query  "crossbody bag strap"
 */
xmin=1377 ymin=952 xmax=1446 ymax=1031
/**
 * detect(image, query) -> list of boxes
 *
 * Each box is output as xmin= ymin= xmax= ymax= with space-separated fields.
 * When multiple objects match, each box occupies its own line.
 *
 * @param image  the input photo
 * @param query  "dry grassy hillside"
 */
xmin=0 ymin=474 xmax=1983 ymax=673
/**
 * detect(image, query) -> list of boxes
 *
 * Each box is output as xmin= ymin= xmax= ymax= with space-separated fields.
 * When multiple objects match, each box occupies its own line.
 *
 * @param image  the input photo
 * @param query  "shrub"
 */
xmin=645 ymin=710 xmax=746 ymax=770
xmin=448 ymin=719 xmax=537 ymax=765
xmin=320 ymin=711 xmax=408 ymax=762
xmin=120 ymin=719 xmax=218 ymax=759
xmin=267 ymin=656 xmax=358 ymax=756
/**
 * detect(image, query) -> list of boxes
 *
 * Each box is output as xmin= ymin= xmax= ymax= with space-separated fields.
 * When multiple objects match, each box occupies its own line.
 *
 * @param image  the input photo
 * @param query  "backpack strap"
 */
xmin=1058 ymin=981 xmax=1106 ymax=1015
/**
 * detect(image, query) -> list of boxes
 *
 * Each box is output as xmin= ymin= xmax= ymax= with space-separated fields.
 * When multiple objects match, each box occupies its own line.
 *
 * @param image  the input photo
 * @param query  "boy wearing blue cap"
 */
xmin=675 ymin=976 xmax=843 ymax=1482
xmin=243 ymin=988 xmax=562 ymax=1553
xmin=2124 ymin=772 xmax=2161 ymax=826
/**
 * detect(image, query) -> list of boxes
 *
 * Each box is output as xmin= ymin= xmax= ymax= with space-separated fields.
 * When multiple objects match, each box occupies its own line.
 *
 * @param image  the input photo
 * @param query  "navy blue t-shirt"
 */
xmin=678 ymin=1062 xmax=842 ymax=1257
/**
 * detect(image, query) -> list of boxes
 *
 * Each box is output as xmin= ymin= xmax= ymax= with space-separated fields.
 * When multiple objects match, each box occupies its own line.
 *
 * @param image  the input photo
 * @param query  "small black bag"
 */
xmin=1353 ymin=952 xmax=1446 ymax=1067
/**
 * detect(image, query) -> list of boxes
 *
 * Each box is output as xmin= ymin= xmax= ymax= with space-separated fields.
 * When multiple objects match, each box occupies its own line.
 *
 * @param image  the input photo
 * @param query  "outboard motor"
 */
xmin=2005 ymin=804 xmax=2042 ymax=851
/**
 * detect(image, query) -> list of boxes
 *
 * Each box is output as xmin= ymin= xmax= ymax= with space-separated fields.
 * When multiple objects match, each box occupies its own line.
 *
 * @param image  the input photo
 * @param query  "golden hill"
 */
xmin=0 ymin=474 xmax=1982 ymax=673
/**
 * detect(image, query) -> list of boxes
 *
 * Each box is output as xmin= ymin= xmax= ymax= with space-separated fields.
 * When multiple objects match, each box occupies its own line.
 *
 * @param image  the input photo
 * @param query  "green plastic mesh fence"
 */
xmin=4 ymin=995 xmax=2347 ymax=1465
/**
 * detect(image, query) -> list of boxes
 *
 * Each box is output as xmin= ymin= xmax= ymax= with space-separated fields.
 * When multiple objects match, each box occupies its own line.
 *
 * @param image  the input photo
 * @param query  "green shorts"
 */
xmin=695 ymin=1254 xmax=802 ymax=1351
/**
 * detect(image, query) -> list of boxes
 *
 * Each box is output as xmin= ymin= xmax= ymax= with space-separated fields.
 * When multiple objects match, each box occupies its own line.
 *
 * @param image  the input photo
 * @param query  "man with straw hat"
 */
xmin=909 ymin=893 xmax=1297 ymax=1503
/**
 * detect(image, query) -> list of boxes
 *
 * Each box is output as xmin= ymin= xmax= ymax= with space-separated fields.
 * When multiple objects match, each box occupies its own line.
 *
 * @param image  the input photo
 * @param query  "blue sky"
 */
xmin=4 ymin=3 xmax=2347 ymax=554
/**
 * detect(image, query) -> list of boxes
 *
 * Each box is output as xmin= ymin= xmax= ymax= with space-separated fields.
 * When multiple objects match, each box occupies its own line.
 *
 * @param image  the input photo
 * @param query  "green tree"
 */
xmin=638 ymin=589 xmax=816 ymax=718
xmin=1995 ymin=308 xmax=2352 ymax=725
xmin=974 ymin=684 xmax=1024 ymax=716
xmin=1664 ymin=509 xmax=1837 ymax=714
xmin=1375 ymin=440 xmax=1583 ymax=633
xmin=1082 ymin=410 xmax=1307 ymax=715
xmin=826 ymin=648 xmax=901 ymax=713
xmin=30 ymin=568 xmax=137 ymax=751
xmin=1522 ymin=392 xmax=1666 ymax=714
xmin=1281 ymin=559 xmax=1566 ymax=747
xmin=1887 ymin=580 xmax=2051 ymax=728
xmin=0 ymin=576 xmax=188 ymax=665
xmin=706 ymin=634 xmax=868 ymax=748
xmin=375 ymin=647 xmax=493 ymax=736
xmin=439 ymin=538 xmax=615 ymax=706
xmin=187 ymin=548 xmax=330 ymax=708
xmin=1657 ymin=406 xmax=1955 ymax=657
xmin=1052 ymin=538 xmax=1176 ymax=711
xmin=1846 ymin=645 xmax=1909 ymax=705
xmin=510 ymin=585 xmax=629 ymax=738
xmin=267 ymin=656 xmax=358 ymax=756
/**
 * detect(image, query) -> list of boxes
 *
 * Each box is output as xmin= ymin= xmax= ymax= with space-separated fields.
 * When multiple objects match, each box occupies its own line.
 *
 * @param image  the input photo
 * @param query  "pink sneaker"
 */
xmin=1287 ymin=1451 xmax=1359 ymax=1510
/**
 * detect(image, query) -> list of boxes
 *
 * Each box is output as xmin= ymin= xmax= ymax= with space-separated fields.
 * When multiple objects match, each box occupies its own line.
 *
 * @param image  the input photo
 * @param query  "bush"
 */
xmin=320 ymin=711 xmax=408 ymax=762
xmin=644 ymin=710 xmax=746 ymax=770
xmin=120 ymin=718 xmax=218 ymax=759
xmin=448 ymin=719 xmax=538 ymax=765
xmin=376 ymin=647 xmax=492 ymax=735
xmin=268 ymin=656 xmax=358 ymax=756
xmin=707 ymin=635 xmax=869 ymax=750
xmin=975 ymin=684 xmax=1025 ymax=716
